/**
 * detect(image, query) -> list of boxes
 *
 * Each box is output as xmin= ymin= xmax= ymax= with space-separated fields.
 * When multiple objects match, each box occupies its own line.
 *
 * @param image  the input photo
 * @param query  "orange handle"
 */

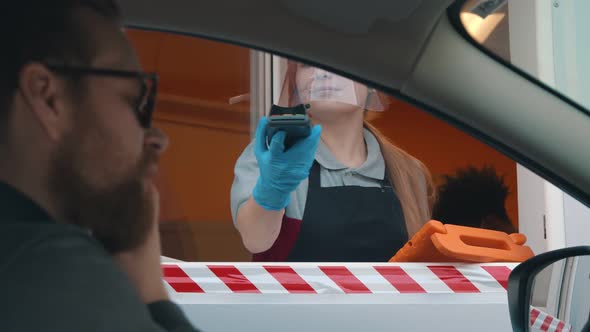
xmin=389 ymin=220 xmax=534 ymax=263
xmin=431 ymin=224 xmax=534 ymax=262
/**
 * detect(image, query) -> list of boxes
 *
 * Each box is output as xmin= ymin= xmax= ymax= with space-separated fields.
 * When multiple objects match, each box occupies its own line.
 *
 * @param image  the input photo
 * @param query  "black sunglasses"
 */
xmin=44 ymin=64 xmax=159 ymax=129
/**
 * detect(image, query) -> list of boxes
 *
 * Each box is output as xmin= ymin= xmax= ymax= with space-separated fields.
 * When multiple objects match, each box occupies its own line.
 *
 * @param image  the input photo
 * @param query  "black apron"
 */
xmin=287 ymin=162 xmax=408 ymax=262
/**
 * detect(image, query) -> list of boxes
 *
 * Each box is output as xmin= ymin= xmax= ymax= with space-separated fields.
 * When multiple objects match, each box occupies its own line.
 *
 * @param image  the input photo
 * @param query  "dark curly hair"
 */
xmin=432 ymin=166 xmax=513 ymax=231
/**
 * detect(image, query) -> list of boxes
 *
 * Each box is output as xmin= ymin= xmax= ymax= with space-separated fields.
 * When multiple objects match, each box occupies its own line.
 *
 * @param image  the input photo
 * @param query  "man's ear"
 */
xmin=18 ymin=63 xmax=69 ymax=141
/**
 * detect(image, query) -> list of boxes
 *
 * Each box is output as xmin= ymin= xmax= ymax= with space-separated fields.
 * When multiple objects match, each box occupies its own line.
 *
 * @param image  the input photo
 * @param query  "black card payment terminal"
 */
xmin=266 ymin=104 xmax=311 ymax=149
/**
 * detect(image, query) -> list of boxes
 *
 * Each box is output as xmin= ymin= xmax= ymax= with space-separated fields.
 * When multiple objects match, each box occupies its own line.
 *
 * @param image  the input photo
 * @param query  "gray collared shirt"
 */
xmin=230 ymin=128 xmax=386 ymax=222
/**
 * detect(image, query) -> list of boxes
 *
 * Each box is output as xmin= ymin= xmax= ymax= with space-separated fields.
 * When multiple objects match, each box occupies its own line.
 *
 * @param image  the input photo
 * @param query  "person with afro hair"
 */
xmin=432 ymin=166 xmax=516 ymax=234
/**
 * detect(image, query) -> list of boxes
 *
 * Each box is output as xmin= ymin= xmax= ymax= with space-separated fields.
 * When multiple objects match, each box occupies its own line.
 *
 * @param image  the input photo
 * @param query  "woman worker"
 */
xmin=231 ymin=60 xmax=435 ymax=262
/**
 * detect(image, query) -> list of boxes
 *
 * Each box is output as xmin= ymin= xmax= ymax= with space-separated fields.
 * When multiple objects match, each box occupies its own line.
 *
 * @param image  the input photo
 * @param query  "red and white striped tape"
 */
xmin=162 ymin=263 xmax=516 ymax=294
xmin=530 ymin=307 xmax=573 ymax=332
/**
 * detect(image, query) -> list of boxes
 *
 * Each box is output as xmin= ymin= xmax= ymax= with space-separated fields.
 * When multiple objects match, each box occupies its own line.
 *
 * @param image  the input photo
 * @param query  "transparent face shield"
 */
xmin=276 ymin=60 xmax=386 ymax=112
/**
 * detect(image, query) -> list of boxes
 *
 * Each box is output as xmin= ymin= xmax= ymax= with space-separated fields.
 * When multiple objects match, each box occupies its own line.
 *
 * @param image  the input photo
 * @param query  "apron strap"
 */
xmin=308 ymin=161 xmax=322 ymax=189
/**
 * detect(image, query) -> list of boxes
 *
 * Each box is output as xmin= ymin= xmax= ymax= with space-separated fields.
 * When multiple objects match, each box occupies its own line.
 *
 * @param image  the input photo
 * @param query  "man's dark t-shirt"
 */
xmin=0 ymin=182 xmax=199 ymax=331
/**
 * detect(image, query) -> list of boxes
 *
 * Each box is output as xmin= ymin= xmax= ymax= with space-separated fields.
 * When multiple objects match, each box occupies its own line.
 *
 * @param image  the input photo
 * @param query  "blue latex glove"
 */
xmin=252 ymin=117 xmax=322 ymax=211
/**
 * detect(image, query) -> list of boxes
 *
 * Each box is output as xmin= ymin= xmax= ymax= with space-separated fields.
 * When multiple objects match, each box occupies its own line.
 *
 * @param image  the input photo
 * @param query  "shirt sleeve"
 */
xmin=230 ymin=141 xmax=259 ymax=224
xmin=0 ymin=228 xmax=200 ymax=332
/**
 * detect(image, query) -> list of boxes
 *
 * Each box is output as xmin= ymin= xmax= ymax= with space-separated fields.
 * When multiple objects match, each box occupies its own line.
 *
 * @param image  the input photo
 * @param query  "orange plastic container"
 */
xmin=390 ymin=220 xmax=534 ymax=263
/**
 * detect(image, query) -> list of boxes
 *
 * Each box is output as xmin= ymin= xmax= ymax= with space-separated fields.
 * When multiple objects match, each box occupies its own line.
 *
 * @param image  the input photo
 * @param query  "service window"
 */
xmin=127 ymin=29 xmax=526 ymax=263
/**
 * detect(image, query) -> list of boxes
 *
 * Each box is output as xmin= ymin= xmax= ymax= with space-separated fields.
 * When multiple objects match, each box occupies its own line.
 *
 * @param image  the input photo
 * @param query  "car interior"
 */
xmin=103 ymin=0 xmax=590 ymax=330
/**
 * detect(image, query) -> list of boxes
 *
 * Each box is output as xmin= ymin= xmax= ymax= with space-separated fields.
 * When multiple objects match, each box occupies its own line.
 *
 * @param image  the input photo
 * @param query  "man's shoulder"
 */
xmin=0 ymin=221 xmax=105 ymax=266
xmin=0 ymin=221 xmax=127 ymax=290
xmin=0 ymin=222 xmax=160 ymax=331
xmin=0 ymin=220 xmax=131 ymax=282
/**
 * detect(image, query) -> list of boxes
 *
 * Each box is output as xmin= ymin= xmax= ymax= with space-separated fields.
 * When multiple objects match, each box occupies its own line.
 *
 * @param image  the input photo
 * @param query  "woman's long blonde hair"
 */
xmin=364 ymin=121 xmax=436 ymax=236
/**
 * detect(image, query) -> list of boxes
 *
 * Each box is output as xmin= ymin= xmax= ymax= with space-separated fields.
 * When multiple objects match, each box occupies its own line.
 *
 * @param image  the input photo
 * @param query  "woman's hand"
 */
xmin=252 ymin=117 xmax=321 ymax=211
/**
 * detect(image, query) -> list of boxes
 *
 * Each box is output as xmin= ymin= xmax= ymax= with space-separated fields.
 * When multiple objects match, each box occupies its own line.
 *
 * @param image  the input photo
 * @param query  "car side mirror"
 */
xmin=508 ymin=246 xmax=590 ymax=332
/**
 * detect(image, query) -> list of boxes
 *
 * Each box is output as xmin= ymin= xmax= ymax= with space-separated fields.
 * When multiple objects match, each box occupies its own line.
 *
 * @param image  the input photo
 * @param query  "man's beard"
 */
xmin=48 ymin=129 xmax=156 ymax=254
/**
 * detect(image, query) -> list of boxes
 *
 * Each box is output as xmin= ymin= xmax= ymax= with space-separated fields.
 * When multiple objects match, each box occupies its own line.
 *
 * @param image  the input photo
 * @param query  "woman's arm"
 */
xmin=231 ymin=118 xmax=321 ymax=254
xmin=235 ymin=196 xmax=285 ymax=253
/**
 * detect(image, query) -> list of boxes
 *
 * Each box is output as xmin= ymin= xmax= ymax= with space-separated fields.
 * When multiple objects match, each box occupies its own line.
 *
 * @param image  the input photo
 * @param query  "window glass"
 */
xmin=128 ymin=30 xmax=253 ymax=261
xmin=456 ymin=0 xmax=590 ymax=254
xmin=459 ymin=0 xmax=590 ymax=110
xmin=129 ymin=29 xmax=520 ymax=263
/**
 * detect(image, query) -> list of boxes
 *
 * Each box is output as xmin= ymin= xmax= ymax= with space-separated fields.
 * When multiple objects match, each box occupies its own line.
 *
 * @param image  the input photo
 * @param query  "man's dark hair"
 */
xmin=0 ymin=1 xmax=120 ymax=135
xmin=432 ymin=166 xmax=512 ymax=228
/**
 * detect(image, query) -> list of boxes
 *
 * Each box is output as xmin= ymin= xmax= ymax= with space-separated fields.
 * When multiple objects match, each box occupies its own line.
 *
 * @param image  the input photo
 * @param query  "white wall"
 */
xmin=509 ymin=0 xmax=590 ymax=251
xmin=563 ymin=196 xmax=590 ymax=246
xmin=249 ymin=51 xmax=273 ymax=138
xmin=509 ymin=0 xmax=565 ymax=253
xmin=551 ymin=0 xmax=590 ymax=246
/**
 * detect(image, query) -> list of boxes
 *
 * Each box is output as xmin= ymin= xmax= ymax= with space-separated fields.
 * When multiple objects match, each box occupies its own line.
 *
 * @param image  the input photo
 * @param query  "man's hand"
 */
xmin=114 ymin=185 xmax=169 ymax=304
